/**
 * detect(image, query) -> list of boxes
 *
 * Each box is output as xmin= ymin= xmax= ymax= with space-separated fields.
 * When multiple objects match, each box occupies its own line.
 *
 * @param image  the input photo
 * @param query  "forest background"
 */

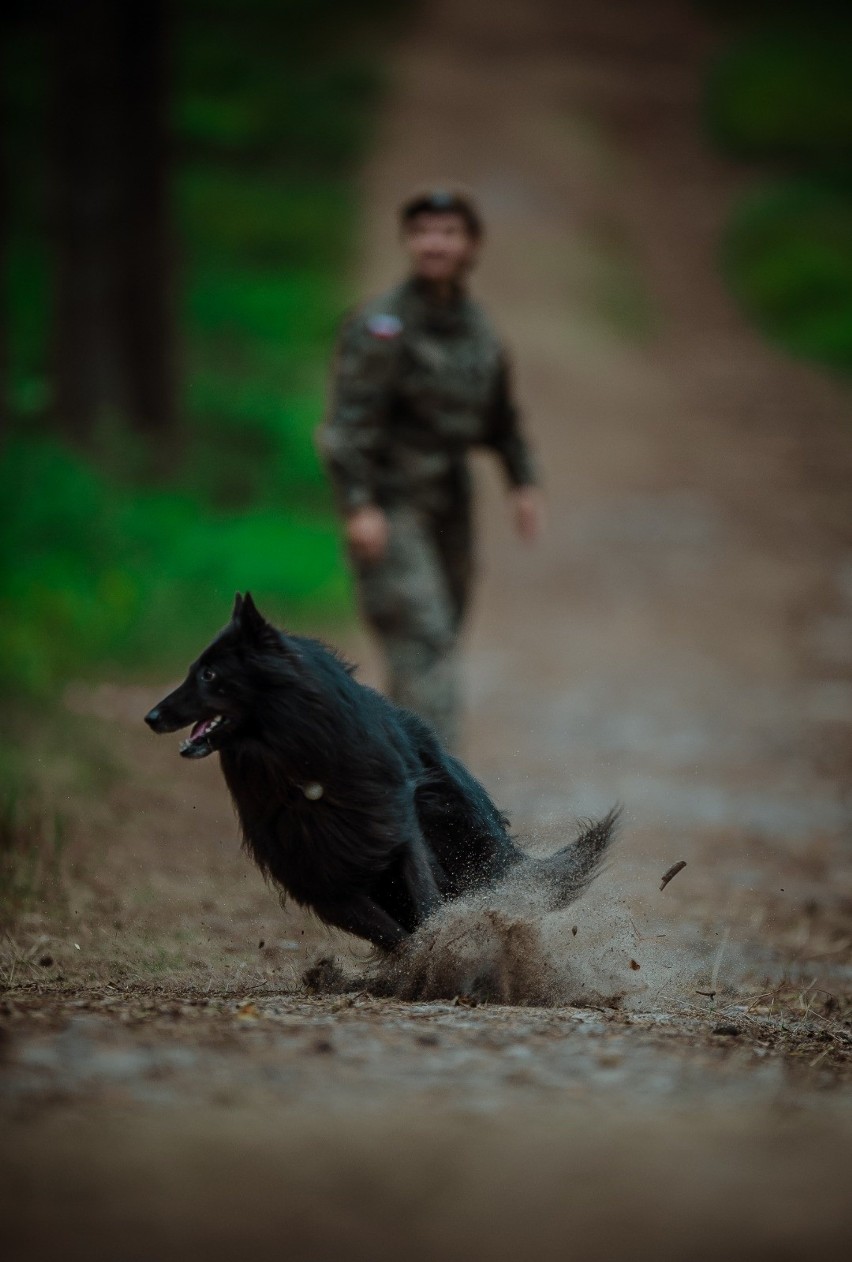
xmin=1 ymin=0 xmax=850 ymax=887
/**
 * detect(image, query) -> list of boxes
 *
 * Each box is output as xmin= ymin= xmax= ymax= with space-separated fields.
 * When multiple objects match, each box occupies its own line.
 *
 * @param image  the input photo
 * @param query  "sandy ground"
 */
xmin=3 ymin=1 xmax=852 ymax=1257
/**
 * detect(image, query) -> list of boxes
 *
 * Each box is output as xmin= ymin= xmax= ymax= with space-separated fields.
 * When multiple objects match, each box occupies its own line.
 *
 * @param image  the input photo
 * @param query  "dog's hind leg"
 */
xmin=414 ymin=769 xmax=522 ymax=895
xmin=401 ymin=836 xmax=443 ymax=924
xmin=314 ymin=893 xmax=409 ymax=952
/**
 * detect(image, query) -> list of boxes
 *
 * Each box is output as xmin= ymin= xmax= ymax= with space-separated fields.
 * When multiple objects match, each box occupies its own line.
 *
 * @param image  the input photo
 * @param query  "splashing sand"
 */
xmin=300 ymin=803 xmax=753 ymax=1010
xmin=304 ymin=833 xmax=716 ymax=1008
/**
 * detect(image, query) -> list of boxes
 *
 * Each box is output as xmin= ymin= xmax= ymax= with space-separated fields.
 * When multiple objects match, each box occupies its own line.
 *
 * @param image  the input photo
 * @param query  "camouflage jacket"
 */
xmin=318 ymin=278 xmax=537 ymax=513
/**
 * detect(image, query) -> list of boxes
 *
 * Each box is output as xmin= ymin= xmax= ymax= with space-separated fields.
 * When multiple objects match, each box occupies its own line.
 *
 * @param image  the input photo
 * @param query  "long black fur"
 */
xmin=145 ymin=593 xmax=617 ymax=950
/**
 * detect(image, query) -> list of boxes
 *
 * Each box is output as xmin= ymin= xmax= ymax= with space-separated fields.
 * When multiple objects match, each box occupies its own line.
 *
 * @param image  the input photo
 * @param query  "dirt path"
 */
xmin=3 ymin=1 xmax=852 ymax=1256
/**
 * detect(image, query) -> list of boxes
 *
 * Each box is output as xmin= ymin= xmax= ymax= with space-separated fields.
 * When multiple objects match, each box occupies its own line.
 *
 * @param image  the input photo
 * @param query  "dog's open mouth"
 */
xmin=179 ymin=715 xmax=231 ymax=759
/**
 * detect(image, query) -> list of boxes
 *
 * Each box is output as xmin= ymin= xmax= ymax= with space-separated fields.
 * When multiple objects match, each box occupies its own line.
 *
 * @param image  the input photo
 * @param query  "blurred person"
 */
xmin=317 ymin=188 xmax=542 ymax=749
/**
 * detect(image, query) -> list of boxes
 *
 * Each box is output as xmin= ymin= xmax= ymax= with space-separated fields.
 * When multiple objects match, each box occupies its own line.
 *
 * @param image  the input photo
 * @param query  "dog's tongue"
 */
xmin=190 ymin=719 xmax=212 ymax=741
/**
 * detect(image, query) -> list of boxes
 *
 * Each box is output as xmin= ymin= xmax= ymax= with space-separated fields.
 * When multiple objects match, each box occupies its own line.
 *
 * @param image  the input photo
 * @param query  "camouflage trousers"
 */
xmin=354 ymin=499 xmax=473 ymax=751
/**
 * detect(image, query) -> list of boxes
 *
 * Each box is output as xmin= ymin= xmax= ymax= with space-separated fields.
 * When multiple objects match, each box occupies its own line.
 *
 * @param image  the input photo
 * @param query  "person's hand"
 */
xmin=511 ymin=485 xmax=544 ymax=543
xmin=346 ymin=504 xmax=389 ymax=563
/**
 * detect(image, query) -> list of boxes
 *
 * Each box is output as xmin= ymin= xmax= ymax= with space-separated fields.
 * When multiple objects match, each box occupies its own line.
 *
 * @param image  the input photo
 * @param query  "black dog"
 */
xmin=145 ymin=593 xmax=617 ymax=950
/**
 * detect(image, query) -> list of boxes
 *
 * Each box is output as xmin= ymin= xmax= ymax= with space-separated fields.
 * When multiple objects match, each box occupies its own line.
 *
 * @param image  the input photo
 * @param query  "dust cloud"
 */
xmin=306 ymin=840 xmax=734 ymax=1009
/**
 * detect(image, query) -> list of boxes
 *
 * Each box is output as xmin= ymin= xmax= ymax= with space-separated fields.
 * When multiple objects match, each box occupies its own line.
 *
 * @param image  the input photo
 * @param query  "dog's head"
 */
xmin=144 ymin=592 xmax=291 ymax=759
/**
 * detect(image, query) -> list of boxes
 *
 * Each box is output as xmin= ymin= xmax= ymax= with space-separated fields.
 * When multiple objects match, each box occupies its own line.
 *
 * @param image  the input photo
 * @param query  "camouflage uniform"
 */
xmin=318 ymin=277 xmax=536 ymax=748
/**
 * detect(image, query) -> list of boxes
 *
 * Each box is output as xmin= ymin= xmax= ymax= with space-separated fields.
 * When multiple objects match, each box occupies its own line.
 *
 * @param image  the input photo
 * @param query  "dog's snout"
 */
xmin=145 ymin=706 xmax=165 ymax=731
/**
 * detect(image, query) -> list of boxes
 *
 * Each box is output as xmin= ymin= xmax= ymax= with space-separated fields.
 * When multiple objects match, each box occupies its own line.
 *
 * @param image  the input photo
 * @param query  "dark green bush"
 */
xmin=723 ymin=180 xmax=852 ymax=371
xmin=0 ymin=437 xmax=349 ymax=697
xmin=705 ymin=8 xmax=852 ymax=374
xmin=706 ymin=32 xmax=852 ymax=164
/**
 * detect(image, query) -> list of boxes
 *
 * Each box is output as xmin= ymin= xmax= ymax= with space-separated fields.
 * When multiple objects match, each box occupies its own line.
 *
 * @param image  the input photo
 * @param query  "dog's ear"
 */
xmin=237 ymin=591 xmax=281 ymax=651
xmin=231 ymin=592 xmax=244 ymax=622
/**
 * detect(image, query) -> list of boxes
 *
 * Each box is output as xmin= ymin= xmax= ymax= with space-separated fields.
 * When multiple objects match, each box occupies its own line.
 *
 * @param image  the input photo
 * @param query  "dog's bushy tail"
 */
xmin=535 ymin=807 xmax=621 ymax=910
xmin=492 ymin=807 xmax=620 ymax=917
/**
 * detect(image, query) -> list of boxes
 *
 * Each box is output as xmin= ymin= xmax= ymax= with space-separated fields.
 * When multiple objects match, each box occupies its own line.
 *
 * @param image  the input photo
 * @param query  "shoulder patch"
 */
xmin=366 ymin=313 xmax=403 ymax=340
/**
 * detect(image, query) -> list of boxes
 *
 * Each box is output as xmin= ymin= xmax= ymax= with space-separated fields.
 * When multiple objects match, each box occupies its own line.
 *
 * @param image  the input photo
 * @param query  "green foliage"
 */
xmin=178 ymin=168 xmax=352 ymax=266
xmin=724 ymin=180 xmax=852 ymax=371
xmin=175 ymin=0 xmax=395 ymax=506
xmin=0 ymin=437 xmax=350 ymax=697
xmin=704 ymin=6 xmax=852 ymax=374
xmin=178 ymin=44 xmax=384 ymax=163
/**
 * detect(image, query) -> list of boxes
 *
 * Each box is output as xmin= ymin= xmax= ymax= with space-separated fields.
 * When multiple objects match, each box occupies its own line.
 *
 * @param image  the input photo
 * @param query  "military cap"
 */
xmin=399 ymin=186 xmax=484 ymax=239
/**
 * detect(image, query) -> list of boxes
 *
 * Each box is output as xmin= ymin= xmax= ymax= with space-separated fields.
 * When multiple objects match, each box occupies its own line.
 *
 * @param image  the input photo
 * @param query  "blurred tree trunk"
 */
xmin=116 ymin=0 xmax=176 ymax=445
xmin=51 ymin=0 xmax=175 ymax=451
xmin=52 ymin=0 xmax=120 ymax=442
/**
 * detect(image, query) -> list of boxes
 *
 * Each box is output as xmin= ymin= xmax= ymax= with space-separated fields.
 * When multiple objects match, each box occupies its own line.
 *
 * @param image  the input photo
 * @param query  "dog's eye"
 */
xmin=199 ymin=667 xmax=217 ymax=684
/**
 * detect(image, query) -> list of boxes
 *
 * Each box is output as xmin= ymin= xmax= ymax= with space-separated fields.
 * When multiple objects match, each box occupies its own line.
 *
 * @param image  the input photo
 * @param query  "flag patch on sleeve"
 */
xmin=366 ymin=313 xmax=403 ymax=340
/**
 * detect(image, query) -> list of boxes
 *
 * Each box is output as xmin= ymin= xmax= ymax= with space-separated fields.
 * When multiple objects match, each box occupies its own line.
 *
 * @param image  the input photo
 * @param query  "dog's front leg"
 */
xmin=315 ymin=894 xmax=409 ymax=952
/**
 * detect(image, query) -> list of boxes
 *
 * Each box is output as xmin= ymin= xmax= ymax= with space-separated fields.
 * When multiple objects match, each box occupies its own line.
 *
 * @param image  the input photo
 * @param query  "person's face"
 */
xmin=404 ymin=211 xmax=479 ymax=283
